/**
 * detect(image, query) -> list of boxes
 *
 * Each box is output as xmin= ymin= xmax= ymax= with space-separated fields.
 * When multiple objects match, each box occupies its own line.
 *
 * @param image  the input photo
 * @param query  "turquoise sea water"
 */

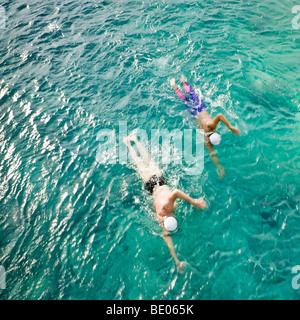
xmin=0 ymin=0 xmax=299 ymax=300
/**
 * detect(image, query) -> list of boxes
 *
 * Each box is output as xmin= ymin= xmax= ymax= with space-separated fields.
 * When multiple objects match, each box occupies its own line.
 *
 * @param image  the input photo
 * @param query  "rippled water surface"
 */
xmin=0 ymin=0 xmax=299 ymax=299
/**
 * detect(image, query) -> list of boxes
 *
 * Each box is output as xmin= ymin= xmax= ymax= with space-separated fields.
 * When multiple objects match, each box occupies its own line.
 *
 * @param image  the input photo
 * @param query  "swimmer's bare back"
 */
xmin=153 ymin=185 xmax=176 ymax=221
xmin=196 ymin=112 xmax=241 ymax=135
xmin=195 ymin=111 xmax=217 ymax=132
xmin=153 ymin=185 xmax=206 ymax=222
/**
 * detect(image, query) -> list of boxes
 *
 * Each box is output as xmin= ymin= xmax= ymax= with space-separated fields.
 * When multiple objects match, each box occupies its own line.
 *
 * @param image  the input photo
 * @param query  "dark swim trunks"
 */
xmin=144 ymin=175 xmax=166 ymax=194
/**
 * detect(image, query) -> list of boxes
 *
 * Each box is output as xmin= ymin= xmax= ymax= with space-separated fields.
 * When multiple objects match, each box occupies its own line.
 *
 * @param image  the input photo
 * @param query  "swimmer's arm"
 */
xmin=162 ymin=234 xmax=181 ymax=268
xmin=170 ymin=189 xmax=194 ymax=204
xmin=204 ymin=141 xmax=225 ymax=177
xmin=213 ymin=113 xmax=241 ymax=135
xmin=205 ymin=141 xmax=217 ymax=163
xmin=170 ymin=189 xmax=206 ymax=210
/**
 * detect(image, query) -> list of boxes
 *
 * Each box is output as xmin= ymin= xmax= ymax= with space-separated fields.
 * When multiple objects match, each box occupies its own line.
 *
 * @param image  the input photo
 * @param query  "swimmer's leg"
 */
xmin=128 ymin=134 xmax=160 ymax=169
xmin=124 ymin=135 xmax=161 ymax=182
xmin=133 ymin=136 xmax=162 ymax=174
xmin=181 ymin=76 xmax=207 ymax=112
xmin=170 ymin=78 xmax=188 ymax=102
xmin=124 ymin=136 xmax=145 ymax=170
xmin=129 ymin=134 xmax=150 ymax=165
xmin=170 ymin=78 xmax=201 ymax=116
xmin=181 ymin=78 xmax=200 ymax=105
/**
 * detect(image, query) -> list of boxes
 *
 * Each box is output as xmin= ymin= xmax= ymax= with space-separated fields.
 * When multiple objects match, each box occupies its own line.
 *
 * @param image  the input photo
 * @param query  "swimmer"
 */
xmin=170 ymin=76 xmax=241 ymax=177
xmin=124 ymin=133 xmax=207 ymax=273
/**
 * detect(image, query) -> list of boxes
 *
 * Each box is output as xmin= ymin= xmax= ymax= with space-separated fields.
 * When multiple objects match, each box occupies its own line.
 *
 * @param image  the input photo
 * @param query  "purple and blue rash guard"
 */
xmin=174 ymin=82 xmax=206 ymax=117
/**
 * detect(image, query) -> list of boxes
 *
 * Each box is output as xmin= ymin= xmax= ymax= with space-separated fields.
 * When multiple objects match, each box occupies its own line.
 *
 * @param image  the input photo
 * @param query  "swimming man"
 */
xmin=170 ymin=76 xmax=241 ymax=177
xmin=124 ymin=134 xmax=207 ymax=273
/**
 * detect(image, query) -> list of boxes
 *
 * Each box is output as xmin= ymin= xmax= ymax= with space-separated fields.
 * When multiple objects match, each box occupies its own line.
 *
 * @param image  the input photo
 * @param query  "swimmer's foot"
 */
xmin=123 ymin=136 xmax=131 ymax=147
xmin=180 ymin=75 xmax=187 ymax=83
xmin=124 ymin=133 xmax=138 ymax=145
xmin=176 ymin=261 xmax=188 ymax=274
xmin=129 ymin=133 xmax=138 ymax=143
xmin=170 ymin=78 xmax=176 ymax=88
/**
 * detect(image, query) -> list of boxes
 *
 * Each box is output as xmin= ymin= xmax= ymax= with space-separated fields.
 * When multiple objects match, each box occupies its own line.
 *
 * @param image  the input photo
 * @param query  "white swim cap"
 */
xmin=209 ymin=132 xmax=221 ymax=145
xmin=164 ymin=217 xmax=178 ymax=232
